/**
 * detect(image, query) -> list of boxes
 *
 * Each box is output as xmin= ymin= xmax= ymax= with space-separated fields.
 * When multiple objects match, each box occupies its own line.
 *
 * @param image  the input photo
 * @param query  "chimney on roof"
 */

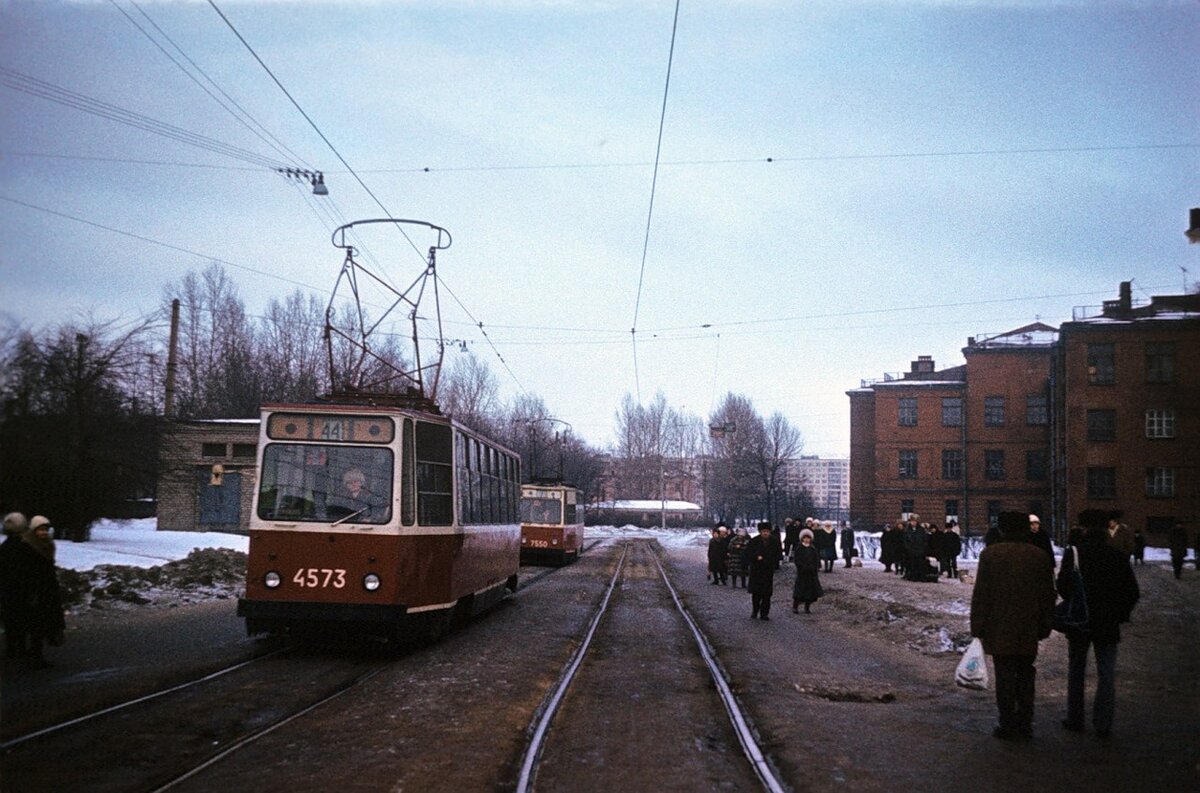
xmin=1187 ymin=207 xmax=1200 ymax=244
xmin=911 ymin=355 xmax=935 ymax=375
xmin=1120 ymin=281 xmax=1132 ymax=314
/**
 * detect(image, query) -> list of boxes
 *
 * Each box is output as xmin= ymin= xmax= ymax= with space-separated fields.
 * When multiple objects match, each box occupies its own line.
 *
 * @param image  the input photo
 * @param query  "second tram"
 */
xmin=519 ymin=481 xmax=585 ymax=565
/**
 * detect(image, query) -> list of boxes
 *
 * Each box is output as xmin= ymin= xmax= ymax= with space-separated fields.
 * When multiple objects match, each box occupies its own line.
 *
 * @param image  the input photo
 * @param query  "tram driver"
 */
xmin=326 ymin=467 xmax=383 ymax=521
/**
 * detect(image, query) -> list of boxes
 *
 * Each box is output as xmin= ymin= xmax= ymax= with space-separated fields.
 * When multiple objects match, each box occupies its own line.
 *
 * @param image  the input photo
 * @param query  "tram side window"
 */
xmin=401 ymin=420 xmax=415 ymax=525
xmin=456 ymin=433 xmax=472 ymax=525
xmin=416 ymin=421 xmax=453 ymax=526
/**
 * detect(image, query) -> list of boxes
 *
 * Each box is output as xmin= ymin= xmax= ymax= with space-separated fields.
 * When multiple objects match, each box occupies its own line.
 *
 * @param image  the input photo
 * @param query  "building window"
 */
xmin=1026 ymin=394 xmax=1048 ymax=426
xmin=1087 ymin=409 xmax=1117 ymax=442
xmin=985 ymin=449 xmax=1006 ymax=480
xmin=941 ymin=397 xmax=963 ymax=427
xmin=941 ymin=449 xmax=963 ymax=480
xmin=1145 ymin=467 xmax=1175 ymax=498
xmin=1088 ymin=343 xmax=1115 ymax=384
xmin=201 ymin=443 xmax=227 ymax=458
xmin=984 ymin=397 xmax=1006 ymax=427
xmin=1146 ymin=409 xmax=1176 ymax=439
xmin=232 ymin=443 xmax=257 ymax=459
xmin=1145 ymin=342 xmax=1176 ymax=384
xmin=901 ymin=499 xmax=914 ymax=519
xmin=898 ymin=397 xmax=918 ymax=427
xmin=945 ymin=500 xmax=959 ymax=523
xmin=987 ymin=501 xmax=1002 ymax=529
xmin=1026 ymin=449 xmax=1048 ymax=481
xmin=1086 ymin=467 xmax=1117 ymax=499
xmin=898 ymin=450 xmax=918 ymax=479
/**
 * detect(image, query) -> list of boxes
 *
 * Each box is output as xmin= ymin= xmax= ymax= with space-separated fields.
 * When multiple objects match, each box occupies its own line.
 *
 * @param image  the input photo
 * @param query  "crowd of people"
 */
xmin=878 ymin=515 xmax=963 ymax=581
xmin=707 ymin=517 xmax=861 ymax=620
xmin=1 ymin=511 xmax=65 ymax=670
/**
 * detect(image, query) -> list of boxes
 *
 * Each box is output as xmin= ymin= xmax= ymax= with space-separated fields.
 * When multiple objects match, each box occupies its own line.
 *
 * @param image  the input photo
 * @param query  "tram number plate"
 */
xmin=293 ymin=568 xmax=347 ymax=588
xmin=529 ymin=540 xmax=550 ymax=548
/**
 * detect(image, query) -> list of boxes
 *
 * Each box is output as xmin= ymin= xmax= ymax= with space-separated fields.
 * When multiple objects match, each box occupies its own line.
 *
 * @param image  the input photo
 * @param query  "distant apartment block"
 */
xmin=783 ymin=456 xmax=849 ymax=518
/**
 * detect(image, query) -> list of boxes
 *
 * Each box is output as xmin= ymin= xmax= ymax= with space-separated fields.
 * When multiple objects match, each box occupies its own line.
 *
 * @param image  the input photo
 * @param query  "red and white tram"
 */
xmin=238 ymin=399 xmax=521 ymax=642
xmin=519 ymin=481 xmax=585 ymax=565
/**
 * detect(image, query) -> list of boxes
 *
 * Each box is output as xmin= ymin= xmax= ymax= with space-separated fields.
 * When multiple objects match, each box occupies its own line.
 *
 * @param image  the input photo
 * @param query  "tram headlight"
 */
xmin=264 ymin=571 xmax=281 ymax=589
xmin=363 ymin=573 xmax=381 ymax=591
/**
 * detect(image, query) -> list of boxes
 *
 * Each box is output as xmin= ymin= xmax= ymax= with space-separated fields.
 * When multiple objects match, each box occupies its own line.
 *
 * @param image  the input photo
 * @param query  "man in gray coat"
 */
xmin=970 ymin=511 xmax=1056 ymax=740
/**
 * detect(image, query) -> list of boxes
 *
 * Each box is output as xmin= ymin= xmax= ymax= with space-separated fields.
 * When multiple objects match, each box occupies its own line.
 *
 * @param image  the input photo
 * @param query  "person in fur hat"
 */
xmin=745 ymin=522 xmax=781 ymax=620
xmin=21 ymin=516 xmax=65 ymax=668
xmin=1 ymin=512 xmax=40 ymax=662
xmin=791 ymin=528 xmax=823 ymax=613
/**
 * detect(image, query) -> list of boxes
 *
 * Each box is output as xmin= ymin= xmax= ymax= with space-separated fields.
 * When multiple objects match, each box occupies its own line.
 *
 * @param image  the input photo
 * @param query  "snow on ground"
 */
xmin=55 ymin=519 xmax=248 ymax=572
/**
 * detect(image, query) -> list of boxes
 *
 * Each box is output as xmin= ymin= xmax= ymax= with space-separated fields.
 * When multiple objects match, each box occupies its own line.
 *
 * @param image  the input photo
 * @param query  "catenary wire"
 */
xmin=0 ymin=67 xmax=288 ymax=170
xmin=113 ymin=0 xmax=317 ymax=172
xmin=630 ymin=0 xmax=682 ymax=403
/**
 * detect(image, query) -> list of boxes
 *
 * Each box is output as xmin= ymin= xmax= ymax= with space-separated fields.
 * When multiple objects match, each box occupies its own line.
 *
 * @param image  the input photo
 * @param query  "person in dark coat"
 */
xmin=940 ymin=522 xmax=962 ymax=579
xmin=903 ymin=517 xmax=931 ymax=581
xmin=1058 ymin=518 xmax=1140 ymax=738
xmin=22 ymin=515 xmax=65 ymax=669
xmin=1027 ymin=514 xmax=1055 ymax=567
xmin=1132 ymin=527 xmax=1146 ymax=565
xmin=791 ymin=529 xmax=823 ymax=613
xmin=726 ymin=528 xmax=750 ymax=588
xmin=1168 ymin=522 xmax=1189 ymax=580
xmin=1 ymin=512 xmax=38 ymax=661
xmin=707 ymin=527 xmax=728 ymax=585
xmin=815 ymin=521 xmax=837 ymax=572
xmin=745 ymin=522 xmax=781 ymax=620
xmin=879 ymin=522 xmax=900 ymax=573
xmin=970 ymin=511 xmax=1056 ymax=741
xmin=782 ymin=518 xmax=798 ymax=562
xmin=840 ymin=523 xmax=856 ymax=568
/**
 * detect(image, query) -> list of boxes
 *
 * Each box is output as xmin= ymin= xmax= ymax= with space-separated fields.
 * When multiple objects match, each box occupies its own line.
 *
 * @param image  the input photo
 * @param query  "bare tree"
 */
xmin=757 ymin=411 xmax=804 ymax=525
xmin=440 ymin=351 xmax=500 ymax=436
xmin=259 ymin=289 xmax=325 ymax=404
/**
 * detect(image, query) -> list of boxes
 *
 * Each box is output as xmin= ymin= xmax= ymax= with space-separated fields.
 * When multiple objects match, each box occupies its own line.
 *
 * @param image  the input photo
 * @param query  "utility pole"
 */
xmin=164 ymin=298 xmax=180 ymax=419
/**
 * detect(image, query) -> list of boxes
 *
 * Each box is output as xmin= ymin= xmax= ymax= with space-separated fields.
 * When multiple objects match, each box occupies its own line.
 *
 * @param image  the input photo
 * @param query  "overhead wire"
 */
xmin=114 ymin=0 xmax=317 ymax=171
xmin=206 ymin=0 xmax=426 ymax=266
xmin=630 ymin=0 xmax=683 ymax=403
xmin=0 ymin=66 xmax=289 ymax=171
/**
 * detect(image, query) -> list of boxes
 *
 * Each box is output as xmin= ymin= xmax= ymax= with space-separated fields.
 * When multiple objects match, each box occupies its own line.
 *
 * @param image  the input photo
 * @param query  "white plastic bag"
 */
xmin=955 ymin=638 xmax=989 ymax=690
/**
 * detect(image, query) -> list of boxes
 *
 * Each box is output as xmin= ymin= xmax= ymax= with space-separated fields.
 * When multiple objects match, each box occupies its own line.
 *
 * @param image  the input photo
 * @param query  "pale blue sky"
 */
xmin=1 ymin=0 xmax=1196 ymax=454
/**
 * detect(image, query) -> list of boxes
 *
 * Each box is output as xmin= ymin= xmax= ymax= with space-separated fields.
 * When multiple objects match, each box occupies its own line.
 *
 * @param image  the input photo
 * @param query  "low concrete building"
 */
xmin=157 ymin=419 xmax=260 ymax=534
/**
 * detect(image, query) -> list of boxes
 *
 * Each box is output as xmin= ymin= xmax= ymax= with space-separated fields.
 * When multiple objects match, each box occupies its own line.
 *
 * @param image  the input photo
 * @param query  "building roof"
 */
xmin=590 ymin=499 xmax=702 ymax=511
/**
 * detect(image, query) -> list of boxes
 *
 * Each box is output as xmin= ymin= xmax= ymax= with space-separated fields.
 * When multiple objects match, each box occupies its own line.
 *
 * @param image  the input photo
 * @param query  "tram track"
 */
xmin=515 ymin=539 xmax=786 ymax=793
xmin=0 ymin=647 xmax=395 ymax=793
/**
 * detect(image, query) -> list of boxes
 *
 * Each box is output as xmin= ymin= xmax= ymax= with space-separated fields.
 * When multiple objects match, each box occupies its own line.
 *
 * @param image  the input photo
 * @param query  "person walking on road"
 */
xmin=707 ymin=527 xmax=728 ymax=585
xmin=840 ymin=522 xmax=856 ymax=568
xmin=726 ymin=527 xmax=750 ymax=589
xmin=1027 ymin=514 xmax=1055 ymax=567
xmin=815 ymin=521 xmax=837 ymax=573
xmin=970 ymin=511 xmax=1056 ymax=741
xmin=1168 ymin=522 xmax=1189 ymax=580
xmin=1 ymin=512 xmax=37 ymax=662
xmin=791 ymin=529 xmax=823 ymax=614
xmin=745 ymin=522 xmax=781 ymax=620
xmin=1058 ymin=515 xmax=1140 ymax=738
xmin=1107 ymin=514 xmax=1136 ymax=562
xmin=22 ymin=515 xmax=65 ymax=669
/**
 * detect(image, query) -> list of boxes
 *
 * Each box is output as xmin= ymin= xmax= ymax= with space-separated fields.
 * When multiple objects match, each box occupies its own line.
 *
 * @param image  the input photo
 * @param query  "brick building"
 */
xmin=1054 ymin=283 xmax=1200 ymax=543
xmin=156 ymin=419 xmax=260 ymax=533
xmin=848 ymin=324 xmax=1056 ymax=536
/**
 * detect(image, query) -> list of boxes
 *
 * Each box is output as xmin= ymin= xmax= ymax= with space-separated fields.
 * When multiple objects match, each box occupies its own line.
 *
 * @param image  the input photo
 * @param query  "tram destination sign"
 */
xmin=266 ymin=412 xmax=395 ymax=444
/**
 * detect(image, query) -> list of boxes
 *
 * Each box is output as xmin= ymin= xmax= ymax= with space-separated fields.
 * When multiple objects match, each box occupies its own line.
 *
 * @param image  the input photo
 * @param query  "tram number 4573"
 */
xmin=293 ymin=568 xmax=348 ymax=588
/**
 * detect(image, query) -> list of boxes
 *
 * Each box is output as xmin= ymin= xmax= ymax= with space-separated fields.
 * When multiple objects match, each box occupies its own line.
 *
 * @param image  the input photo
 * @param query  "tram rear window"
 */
xmin=257 ymin=443 xmax=393 ymax=524
xmin=521 ymin=497 xmax=563 ymax=526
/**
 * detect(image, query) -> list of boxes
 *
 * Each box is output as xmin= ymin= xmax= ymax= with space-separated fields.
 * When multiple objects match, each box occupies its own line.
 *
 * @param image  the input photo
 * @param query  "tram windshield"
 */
xmin=520 ymin=496 xmax=563 ymax=526
xmin=257 ymin=443 xmax=393 ymax=524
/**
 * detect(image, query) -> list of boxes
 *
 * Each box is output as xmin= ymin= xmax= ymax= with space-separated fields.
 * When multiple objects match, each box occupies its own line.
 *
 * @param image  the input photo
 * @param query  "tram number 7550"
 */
xmin=293 ymin=568 xmax=347 ymax=588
